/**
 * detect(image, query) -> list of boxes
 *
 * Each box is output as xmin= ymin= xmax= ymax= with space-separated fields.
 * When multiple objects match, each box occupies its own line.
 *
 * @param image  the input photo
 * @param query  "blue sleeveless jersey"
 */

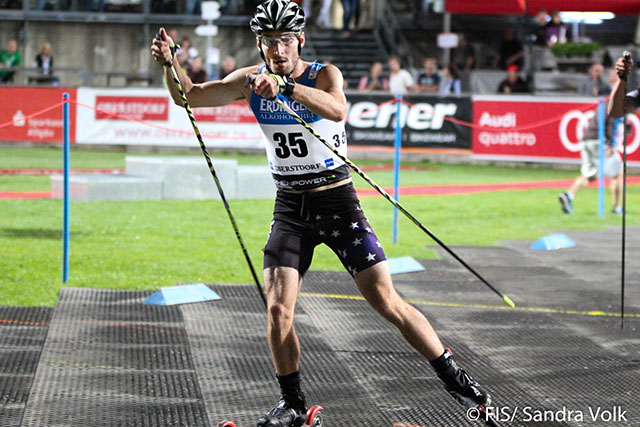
xmin=250 ymin=62 xmax=349 ymax=191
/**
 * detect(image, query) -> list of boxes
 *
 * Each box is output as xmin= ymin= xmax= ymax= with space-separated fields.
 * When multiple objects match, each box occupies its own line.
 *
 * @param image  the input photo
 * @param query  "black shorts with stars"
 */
xmin=263 ymin=181 xmax=387 ymax=277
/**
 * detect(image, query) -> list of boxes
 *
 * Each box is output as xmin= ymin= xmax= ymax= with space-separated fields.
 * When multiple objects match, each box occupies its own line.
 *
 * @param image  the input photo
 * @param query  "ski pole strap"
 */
xmin=268 ymin=73 xmax=295 ymax=96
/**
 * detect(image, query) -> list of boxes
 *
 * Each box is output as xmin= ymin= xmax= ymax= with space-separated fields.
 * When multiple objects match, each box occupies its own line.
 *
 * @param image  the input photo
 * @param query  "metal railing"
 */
xmin=0 ymin=65 xmax=156 ymax=87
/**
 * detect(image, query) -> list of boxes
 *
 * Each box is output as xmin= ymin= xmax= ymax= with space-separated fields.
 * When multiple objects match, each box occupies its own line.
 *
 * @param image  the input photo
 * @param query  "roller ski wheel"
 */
xmin=303 ymin=405 xmax=323 ymax=427
xmin=218 ymin=405 xmax=323 ymax=427
xmin=475 ymin=405 xmax=500 ymax=427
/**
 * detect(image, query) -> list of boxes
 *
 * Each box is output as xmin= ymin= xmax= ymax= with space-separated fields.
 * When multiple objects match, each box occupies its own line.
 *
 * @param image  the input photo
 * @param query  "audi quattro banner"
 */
xmin=75 ymin=88 xmax=264 ymax=148
xmin=473 ymin=95 xmax=640 ymax=165
xmin=345 ymin=93 xmax=472 ymax=149
xmin=0 ymin=87 xmax=77 ymax=143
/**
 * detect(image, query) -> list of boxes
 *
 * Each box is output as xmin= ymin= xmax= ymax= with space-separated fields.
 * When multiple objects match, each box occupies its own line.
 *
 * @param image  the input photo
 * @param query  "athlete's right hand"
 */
xmin=246 ymin=72 xmax=280 ymax=99
xmin=615 ymin=54 xmax=633 ymax=80
xmin=151 ymin=27 xmax=175 ymax=66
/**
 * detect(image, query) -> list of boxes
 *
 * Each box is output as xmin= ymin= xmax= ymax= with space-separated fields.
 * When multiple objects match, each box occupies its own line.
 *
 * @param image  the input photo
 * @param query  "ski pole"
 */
xmin=247 ymin=76 xmax=514 ymax=308
xmin=157 ymin=34 xmax=266 ymax=308
xmin=619 ymin=50 xmax=631 ymax=329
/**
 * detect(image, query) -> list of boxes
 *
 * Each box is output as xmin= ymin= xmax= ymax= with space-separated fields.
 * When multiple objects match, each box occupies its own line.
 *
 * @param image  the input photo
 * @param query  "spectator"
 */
xmin=315 ymin=0 xmax=333 ymax=29
xmin=340 ymin=0 xmax=359 ymax=37
xmin=545 ymin=10 xmax=570 ymax=46
xmin=358 ymin=61 xmax=388 ymax=91
xmin=440 ymin=64 xmax=461 ymax=96
xmin=35 ymin=41 xmax=59 ymax=86
xmin=219 ymin=55 xmax=236 ymax=80
xmin=558 ymin=113 xmax=622 ymax=215
xmin=415 ymin=57 xmax=440 ymax=93
xmin=579 ymin=63 xmax=611 ymax=97
xmin=188 ymin=56 xmax=207 ymax=83
xmin=530 ymin=9 xmax=549 ymax=46
xmin=494 ymin=28 xmax=523 ymax=70
xmin=0 ymin=39 xmax=21 ymax=83
xmin=497 ymin=65 xmax=529 ymax=94
xmin=452 ymin=33 xmax=475 ymax=72
xmin=177 ymin=37 xmax=198 ymax=66
xmin=185 ymin=0 xmax=200 ymax=14
xmin=387 ymin=55 xmax=414 ymax=94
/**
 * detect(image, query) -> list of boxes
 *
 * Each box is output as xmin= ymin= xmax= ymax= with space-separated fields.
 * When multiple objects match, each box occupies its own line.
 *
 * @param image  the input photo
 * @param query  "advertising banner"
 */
xmin=75 ymin=88 xmax=265 ymax=149
xmin=0 ymin=87 xmax=77 ymax=143
xmin=472 ymin=95 xmax=640 ymax=165
xmin=345 ymin=93 xmax=472 ymax=149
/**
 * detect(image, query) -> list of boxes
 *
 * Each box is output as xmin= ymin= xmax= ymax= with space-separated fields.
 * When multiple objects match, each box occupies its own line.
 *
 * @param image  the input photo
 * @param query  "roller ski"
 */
xmin=431 ymin=348 xmax=500 ymax=426
xmin=217 ymin=405 xmax=323 ymax=427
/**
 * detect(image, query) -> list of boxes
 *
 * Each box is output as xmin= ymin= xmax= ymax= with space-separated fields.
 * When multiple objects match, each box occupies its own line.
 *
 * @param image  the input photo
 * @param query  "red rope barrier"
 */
xmin=0 ymin=101 xmax=66 ymax=130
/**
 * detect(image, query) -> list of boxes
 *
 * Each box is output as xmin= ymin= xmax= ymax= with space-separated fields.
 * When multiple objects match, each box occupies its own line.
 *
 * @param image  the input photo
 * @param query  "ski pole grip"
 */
xmin=244 ymin=74 xmax=256 ymax=88
xmin=155 ymin=33 xmax=176 ymax=67
xmin=620 ymin=51 xmax=631 ymax=81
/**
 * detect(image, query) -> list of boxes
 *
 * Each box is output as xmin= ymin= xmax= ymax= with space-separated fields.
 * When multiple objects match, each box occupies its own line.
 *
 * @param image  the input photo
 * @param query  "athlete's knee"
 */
xmin=268 ymin=301 xmax=295 ymax=329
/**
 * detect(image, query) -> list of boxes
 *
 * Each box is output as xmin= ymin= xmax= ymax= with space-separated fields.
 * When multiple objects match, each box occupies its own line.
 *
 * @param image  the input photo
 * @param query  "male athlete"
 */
xmin=151 ymin=1 xmax=492 ymax=426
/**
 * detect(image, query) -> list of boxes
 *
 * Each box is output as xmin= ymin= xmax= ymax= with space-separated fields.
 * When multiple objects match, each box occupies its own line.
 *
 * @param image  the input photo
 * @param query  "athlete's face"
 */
xmin=258 ymin=31 xmax=305 ymax=75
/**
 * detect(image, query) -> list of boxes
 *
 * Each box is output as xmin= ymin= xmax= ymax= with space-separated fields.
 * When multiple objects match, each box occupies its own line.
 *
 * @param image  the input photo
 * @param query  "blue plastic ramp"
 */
xmin=387 ymin=256 xmax=425 ymax=275
xmin=530 ymin=234 xmax=576 ymax=251
xmin=144 ymin=283 xmax=221 ymax=305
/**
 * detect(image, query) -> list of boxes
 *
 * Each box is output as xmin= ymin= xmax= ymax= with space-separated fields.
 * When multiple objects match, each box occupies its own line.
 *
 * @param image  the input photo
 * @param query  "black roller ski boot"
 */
xmin=431 ymin=348 xmax=498 ymax=426
xmin=257 ymin=372 xmax=307 ymax=427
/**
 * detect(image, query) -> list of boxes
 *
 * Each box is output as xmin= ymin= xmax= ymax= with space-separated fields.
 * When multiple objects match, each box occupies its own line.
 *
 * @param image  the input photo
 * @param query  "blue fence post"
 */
xmin=62 ymin=93 xmax=70 ymax=283
xmin=597 ymin=97 xmax=605 ymax=218
xmin=392 ymin=94 xmax=402 ymax=244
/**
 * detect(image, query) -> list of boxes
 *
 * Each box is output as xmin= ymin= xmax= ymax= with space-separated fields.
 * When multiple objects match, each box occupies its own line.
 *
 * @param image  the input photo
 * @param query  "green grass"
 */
xmin=1 ymin=147 xmax=638 ymax=306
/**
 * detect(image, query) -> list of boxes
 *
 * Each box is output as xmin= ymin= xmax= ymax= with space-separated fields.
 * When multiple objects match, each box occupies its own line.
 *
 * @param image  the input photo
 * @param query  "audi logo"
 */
xmin=559 ymin=110 xmax=640 ymax=154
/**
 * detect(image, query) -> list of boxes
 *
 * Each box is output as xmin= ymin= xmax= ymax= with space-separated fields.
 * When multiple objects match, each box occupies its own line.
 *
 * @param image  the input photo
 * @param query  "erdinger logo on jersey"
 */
xmin=256 ymin=97 xmax=318 ymax=122
xmin=348 ymin=101 xmax=457 ymax=130
xmin=559 ymin=110 xmax=640 ymax=154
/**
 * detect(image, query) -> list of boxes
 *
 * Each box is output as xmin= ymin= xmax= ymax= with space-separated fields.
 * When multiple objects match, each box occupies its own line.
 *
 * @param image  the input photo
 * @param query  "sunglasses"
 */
xmin=258 ymin=33 xmax=299 ymax=48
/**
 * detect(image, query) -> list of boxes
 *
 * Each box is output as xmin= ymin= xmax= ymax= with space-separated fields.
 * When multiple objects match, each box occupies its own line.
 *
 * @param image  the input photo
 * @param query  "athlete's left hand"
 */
xmin=247 ymin=73 xmax=279 ymax=99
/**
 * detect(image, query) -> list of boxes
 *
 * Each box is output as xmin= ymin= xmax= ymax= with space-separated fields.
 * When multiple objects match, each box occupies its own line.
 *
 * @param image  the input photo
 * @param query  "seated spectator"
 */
xmin=452 ymin=33 xmax=475 ymax=72
xmin=440 ymin=64 xmax=461 ymax=96
xmin=388 ymin=55 xmax=414 ymax=94
xmin=579 ymin=63 xmax=611 ymax=97
xmin=497 ymin=65 xmax=529 ymax=94
xmin=219 ymin=56 xmax=236 ymax=80
xmin=545 ymin=10 xmax=570 ymax=46
xmin=415 ymin=57 xmax=440 ymax=93
xmin=35 ymin=41 xmax=59 ymax=86
xmin=529 ymin=9 xmax=549 ymax=46
xmin=0 ymin=39 xmax=21 ymax=83
xmin=188 ymin=56 xmax=207 ymax=83
xmin=358 ymin=61 xmax=388 ymax=91
xmin=494 ymin=28 xmax=523 ymax=70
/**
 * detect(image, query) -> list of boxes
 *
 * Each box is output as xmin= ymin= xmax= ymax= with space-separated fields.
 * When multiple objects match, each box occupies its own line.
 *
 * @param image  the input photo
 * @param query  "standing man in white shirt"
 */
xmin=388 ymin=55 xmax=414 ymax=94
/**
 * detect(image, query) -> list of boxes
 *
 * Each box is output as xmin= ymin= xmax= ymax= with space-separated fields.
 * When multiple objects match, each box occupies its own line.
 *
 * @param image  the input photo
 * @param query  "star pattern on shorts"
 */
xmin=350 ymin=222 xmax=359 ymax=229
xmin=365 ymin=227 xmax=372 ymax=233
xmin=332 ymin=214 xmax=341 ymax=220
xmin=347 ymin=265 xmax=358 ymax=276
xmin=376 ymin=240 xmax=382 ymax=248
xmin=331 ymin=230 xmax=340 ymax=238
xmin=338 ymin=248 xmax=347 ymax=258
xmin=366 ymin=253 xmax=377 ymax=262
xmin=318 ymin=230 xmax=325 ymax=236
xmin=315 ymin=214 xmax=321 ymax=220
xmin=352 ymin=237 xmax=362 ymax=246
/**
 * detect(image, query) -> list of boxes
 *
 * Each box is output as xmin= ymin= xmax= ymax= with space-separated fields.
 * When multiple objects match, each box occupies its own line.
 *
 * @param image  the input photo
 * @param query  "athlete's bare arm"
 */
xmin=291 ymin=63 xmax=347 ymax=122
xmin=608 ymin=55 xmax=633 ymax=118
xmin=151 ymin=27 xmax=255 ymax=108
